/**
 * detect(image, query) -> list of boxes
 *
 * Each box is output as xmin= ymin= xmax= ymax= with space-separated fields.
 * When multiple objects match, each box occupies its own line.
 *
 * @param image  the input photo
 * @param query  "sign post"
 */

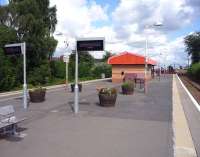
xmin=22 ymin=42 xmax=27 ymax=109
xmin=74 ymin=44 xmax=79 ymax=113
xmin=74 ymin=37 xmax=104 ymax=114
xmin=4 ymin=42 xmax=27 ymax=109
xmin=63 ymin=54 xmax=69 ymax=87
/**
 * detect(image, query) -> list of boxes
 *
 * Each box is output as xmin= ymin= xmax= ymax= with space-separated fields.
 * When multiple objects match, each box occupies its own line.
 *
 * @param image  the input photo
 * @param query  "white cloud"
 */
xmin=50 ymin=0 xmax=196 ymax=66
xmin=88 ymin=1 xmax=108 ymax=22
xmin=51 ymin=0 xmax=108 ymax=56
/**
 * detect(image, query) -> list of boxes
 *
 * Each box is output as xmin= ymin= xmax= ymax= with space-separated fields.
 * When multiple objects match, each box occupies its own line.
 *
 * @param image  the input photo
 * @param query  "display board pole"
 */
xmin=74 ymin=43 xmax=79 ymax=114
xmin=23 ymin=42 xmax=28 ymax=109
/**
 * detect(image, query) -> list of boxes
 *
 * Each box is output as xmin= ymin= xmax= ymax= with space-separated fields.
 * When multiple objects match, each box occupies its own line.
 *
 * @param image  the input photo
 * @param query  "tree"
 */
xmin=50 ymin=60 xmax=65 ymax=79
xmin=102 ymin=51 xmax=113 ymax=62
xmin=0 ymin=25 xmax=20 ymax=91
xmin=185 ymin=32 xmax=200 ymax=64
xmin=91 ymin=63 xmax=112 ymax=78
xmin=68 ymin=51 xmax=95 ymax=80
xmin=0 ymin=0 xmax=58 ymax=86
xmin=0 ymin=49 xmax=17 ymax=91
xmin=187 ymin=63 xmax=200 ymax=81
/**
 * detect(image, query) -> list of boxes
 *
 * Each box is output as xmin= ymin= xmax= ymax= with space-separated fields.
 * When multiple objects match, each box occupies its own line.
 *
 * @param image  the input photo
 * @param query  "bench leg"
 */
xmin=12 ymin=124 xmax=18 ymax=135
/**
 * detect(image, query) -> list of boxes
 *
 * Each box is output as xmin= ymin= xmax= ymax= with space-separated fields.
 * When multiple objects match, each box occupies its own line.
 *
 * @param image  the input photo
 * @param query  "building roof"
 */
xmin=107 ymin=51 xmax=157 ymax=65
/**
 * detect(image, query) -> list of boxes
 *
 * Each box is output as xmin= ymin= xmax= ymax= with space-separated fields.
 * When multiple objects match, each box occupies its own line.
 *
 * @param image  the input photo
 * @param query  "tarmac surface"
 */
xmin=0 ymin=76 xmax=174 ymax=157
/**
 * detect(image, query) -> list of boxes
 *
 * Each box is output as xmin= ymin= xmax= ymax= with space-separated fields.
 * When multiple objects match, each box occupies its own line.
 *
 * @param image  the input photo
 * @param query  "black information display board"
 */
xmin=77 ymin=39 xmax=104 ymax=51
xmin=4 ymin=46 xmax=22 ymax=55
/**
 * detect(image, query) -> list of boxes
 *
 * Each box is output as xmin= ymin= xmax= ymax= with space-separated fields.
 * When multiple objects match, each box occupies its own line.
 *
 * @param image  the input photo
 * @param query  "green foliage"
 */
xmin=0 ymin=49 xmax=17 ymax=91
xmin=91 ymin=63 xmax=111 ymax=78
xmin=0 ymin=0 xmax=114 ymax=91
xmin=0 ymin=25 xmax=20 ymax=91
xmin=0 ymin=25 xmax=17 ymax=47
xmin=187 ymin=63 xmax=200 ymax=80
xmin=28 ymin=62 xmax=51 ymax=86
xmin=68 ymin=51 xmax=95 ymax=80
xmin=185 ymin=32 xmax=200 ymax=64
xmin=0 ymin=0 xmax=58 ymax=91
xmin=102 ymin=51 xmax=113 ymax=62
xmin=50 ymin=60 xmax=65 ymax=79
xmin=99 ymin=88 xmax=117 ymax=95
xmin=29 ymin=86 xmax=46 ymax=93
xmin=122 ymin=81 xmax=134 ymax=90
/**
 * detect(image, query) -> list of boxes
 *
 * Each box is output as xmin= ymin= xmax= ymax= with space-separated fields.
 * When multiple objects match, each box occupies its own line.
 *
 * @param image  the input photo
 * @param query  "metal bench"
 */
xmin=0 ymin=105 xmax=26 ymax=135
xmin=123 ymin=73 xmax=137 ymax=82
xmin=135 ymin=73 xmax=145 ymax=89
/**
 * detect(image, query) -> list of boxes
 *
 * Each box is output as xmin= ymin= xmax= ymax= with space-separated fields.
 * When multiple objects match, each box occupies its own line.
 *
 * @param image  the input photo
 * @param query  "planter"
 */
xmin=71 ymin=84 xmax=82 ymax=92
xmin=29 ymin=88 xmax=46 ymax=103
xmin=121 ymin=86 xmax=134 ymax=95
xmin=121 ymin=81 xmax=134 ymax=95
xmin=99 ymin=93 xmax=117 ymax=107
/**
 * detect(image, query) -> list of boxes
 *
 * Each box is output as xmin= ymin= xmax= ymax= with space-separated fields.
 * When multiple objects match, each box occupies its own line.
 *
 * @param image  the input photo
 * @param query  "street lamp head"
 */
xmin=55 ymin=32 xmax=63 ymax=36
xmin=154 ymin=22 xmax=163 ymax=27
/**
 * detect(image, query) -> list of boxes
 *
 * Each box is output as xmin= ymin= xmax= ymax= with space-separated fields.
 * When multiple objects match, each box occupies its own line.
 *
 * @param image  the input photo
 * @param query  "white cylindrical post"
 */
xmin=144 ymin=36 xmax=148 ymax=93
xmin=23 ymin=42 xmax=28 ymax=109
xmin=64 ymin=54 xmax=69 ymax=87
xmin=74 ymin=44 xmax=79 ymax=114
xmin=66 ymin=61 xmax=68 ymax=86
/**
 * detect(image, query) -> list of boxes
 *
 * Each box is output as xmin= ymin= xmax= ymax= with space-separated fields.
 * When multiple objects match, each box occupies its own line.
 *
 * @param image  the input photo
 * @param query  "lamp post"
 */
xmin=148 ymin=53 xmax=162 ymax=80
xmin=144 ymin=22 xmax=163 ymax=93
xmin=55 ymin=32 xmax=70 ymax=88
xmin=63 ymin=53 xmax=69 ymax=87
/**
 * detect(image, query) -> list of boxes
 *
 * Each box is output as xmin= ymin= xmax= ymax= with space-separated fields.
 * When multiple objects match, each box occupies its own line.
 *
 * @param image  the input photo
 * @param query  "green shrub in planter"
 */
xmin=121 ymin=81 xmax=134 ymax=95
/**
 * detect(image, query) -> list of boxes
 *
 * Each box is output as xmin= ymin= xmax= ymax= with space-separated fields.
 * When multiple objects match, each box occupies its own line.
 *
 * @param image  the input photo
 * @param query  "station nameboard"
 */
xmin=77 ymin=38 xmax=104 ymax=51
xmin=4 ymin=43 xmax=22 ymax=55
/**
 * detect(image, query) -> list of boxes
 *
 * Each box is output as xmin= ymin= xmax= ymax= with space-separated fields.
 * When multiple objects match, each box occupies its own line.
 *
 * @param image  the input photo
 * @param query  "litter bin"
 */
xmin=101 ymin=73 xmax=105 ymax=79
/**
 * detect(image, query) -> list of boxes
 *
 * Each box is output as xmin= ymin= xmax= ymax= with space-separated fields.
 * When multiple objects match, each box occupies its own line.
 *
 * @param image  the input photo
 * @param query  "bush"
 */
xmin=50 ymin=60 xmax=65 ymax=79
xmin=28 ymin=62 xmax=51 ymax=86
xmin=91 ymin=63 xmax=112 ymax=78
xmin=79 ymin=62 xmax=93 ymax=78
xmin=0 ymin=49 xmax=18 ymax=91
xmin=68 ymin=52 xmax=95 ymax=81
xmin=187 ymin=63 xmax=200 ymax=80
xmin=122 ymin=81 xmax=135 ymax=90
xmin=29 ymin=86 xmax=46 ymax=92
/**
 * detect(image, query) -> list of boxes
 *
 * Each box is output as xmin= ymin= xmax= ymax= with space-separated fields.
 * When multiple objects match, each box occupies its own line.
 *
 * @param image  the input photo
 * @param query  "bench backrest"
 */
xmin=136 ymin=73 xmax=145 ymax=79
xmin=124 ymin=73 xmax=137 ymax=81
xmin=0 ymin=105 xmax=15 ymax=118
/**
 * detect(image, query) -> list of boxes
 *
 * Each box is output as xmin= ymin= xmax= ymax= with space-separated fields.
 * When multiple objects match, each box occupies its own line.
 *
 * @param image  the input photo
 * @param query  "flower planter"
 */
xmin=121 ymin=86 xmax=134 ymax=95
xmin=121 ymin=81 xmax=134 ymax=95
xmin=99 ymin=94 xmax=117 ymax=107
xmin=71 ymin=84 xmax=82 ymax=92
xmin=29 ymin=88 xmax=46 ymax=103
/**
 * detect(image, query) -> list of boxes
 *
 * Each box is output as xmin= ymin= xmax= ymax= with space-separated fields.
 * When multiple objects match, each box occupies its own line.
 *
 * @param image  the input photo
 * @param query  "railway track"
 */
xmin=178 ymin=75 xmax=200 ymax=105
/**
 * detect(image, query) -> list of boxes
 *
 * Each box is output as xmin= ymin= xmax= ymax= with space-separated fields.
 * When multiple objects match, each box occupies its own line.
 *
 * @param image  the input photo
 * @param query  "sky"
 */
xmin=1 ymin=0 xmax=200 ymax=66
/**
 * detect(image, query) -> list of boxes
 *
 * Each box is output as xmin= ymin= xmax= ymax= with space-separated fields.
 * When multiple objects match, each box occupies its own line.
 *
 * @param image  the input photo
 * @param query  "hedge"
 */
xmin=187 ymin=62 xmax=200 ymax=80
